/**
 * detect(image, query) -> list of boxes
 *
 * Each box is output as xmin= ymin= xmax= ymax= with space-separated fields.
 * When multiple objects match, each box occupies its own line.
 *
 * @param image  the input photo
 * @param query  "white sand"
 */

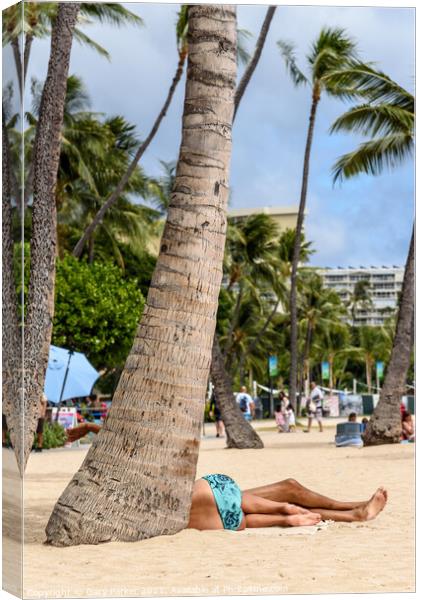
xmin=3 ymin=422 xmax=415 ymax=597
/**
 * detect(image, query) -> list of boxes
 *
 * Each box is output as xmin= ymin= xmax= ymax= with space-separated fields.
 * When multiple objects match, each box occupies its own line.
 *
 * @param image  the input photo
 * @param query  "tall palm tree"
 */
xmin=314 ymin=322 xmax=350 ymax=391
xmin=278 ymin=28 xmax=359 ymax=411
xmin=352 ymin=326 xmax=389 ymax=393
xmin=2 ymin=110 xmax=22 ymax=457
xmin=20 ymin=2 xmax=81 ymax=473
xmin=45 ymin=4 xmax=238 ymax=546
xmin=330 ymin=66 xmax=414 ymax=445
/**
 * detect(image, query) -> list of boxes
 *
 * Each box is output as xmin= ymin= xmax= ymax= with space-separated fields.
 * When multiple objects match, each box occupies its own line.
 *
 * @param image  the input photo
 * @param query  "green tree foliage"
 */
xmin=52 ymin=255 xmax=144 ymax=370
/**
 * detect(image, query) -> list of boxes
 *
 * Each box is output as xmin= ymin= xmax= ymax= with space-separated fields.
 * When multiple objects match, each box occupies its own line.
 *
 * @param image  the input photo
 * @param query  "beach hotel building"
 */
xmin=318 ymin=266 xmax=404 ymax=326
xmin=228 ymin=205 xmax=300 ymax=233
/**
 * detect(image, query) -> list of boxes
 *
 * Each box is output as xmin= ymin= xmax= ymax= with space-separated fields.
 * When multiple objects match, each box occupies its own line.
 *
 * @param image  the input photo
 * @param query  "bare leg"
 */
xmin=242 ymin=492 xmax=311 ymax=516
xmin=244 ymin=478 xmax=368 ymax=511
xmin=310 ymin=489 xmax=387 ymax=522
xmin=304 ymin=416 xmax=312 ymax=432
xmin=246 ymin=512 xmax=321 ymax=528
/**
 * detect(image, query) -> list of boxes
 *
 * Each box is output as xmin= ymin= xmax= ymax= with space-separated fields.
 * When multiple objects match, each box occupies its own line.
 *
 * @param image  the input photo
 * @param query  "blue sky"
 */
xmin=26 ymin=2 xmax=415 ymax=267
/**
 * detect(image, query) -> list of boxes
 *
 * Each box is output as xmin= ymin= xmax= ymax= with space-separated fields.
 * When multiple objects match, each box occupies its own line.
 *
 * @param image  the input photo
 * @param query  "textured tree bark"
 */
xmin=23 ymin=32 xmax=34 ymax=85
xmin=363 ymin=226 xmax=414 ymax=445
xmin=22 ymin=2 xmax=80 ymax=472
xmin=211 ymin=334 xmax=263 ymax=449
xmin=288 ymin=94 xmax=319 ymax=412
xmin=2 ymin=112 xmax=23 ymax=466
xmin=45 ymin=5 xmax=237 ymax=546
xmin=72 ymin=48 xmax=188 ymax=258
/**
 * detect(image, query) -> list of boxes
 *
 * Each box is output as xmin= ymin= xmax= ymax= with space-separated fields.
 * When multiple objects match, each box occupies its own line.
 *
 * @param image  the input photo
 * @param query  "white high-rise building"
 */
xmin=318 ymin=266 xmax=404 ymax=326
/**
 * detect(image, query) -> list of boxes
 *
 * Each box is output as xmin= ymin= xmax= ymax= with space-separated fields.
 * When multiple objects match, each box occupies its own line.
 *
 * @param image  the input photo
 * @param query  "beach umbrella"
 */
xmin=44 ymin=345 xmax=100 ymax=403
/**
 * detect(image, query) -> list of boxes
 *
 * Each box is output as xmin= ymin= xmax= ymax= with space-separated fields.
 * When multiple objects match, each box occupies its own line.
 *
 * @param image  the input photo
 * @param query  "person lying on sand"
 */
xmin=65 ymin=428 xmax=387 ymax=531
xmin=187 ymin=474 xmax=388 ymax=531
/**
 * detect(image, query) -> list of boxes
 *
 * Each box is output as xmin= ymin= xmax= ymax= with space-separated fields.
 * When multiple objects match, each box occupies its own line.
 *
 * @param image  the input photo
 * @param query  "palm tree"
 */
xmin=297 ymin=271 xmax=346 ymax=395
xmin=45 ymin=4 xmax=238 ymax=546
xmin=353 ymin=326 xmax=389 ymax=393
xmin=314 ymin=322 xmax=350 ymax=391
xmin=278 ymin=28 xmax=359 ymax=412
xmin=329 ymin=66 xmax=414 ymax=445
xmin=2 ymin=2 xmax=143 ymax=94
xmin=2 ymin=110 xmax=22 ymax=456
xmin=20 ymin=2 xmax=81 ymax=473
xmin=348 ymin=279 xmax=373 ymax=326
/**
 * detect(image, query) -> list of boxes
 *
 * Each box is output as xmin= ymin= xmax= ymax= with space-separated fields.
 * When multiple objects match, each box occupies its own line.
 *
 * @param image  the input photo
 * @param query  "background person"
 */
xmin=274 ymin=404 xmax=287 ymax=432
xmin=236 ymin=386 xmax=255 ymax=421
xmin=286 ymin=403 xmax=296 ymax=432
xmin=304 ymin=381 xmax=324 ymax=433
xmin=209 ymin=393 xmax=225 ymax=438
xmin=401 ymin=411 xmax=415 ymax=442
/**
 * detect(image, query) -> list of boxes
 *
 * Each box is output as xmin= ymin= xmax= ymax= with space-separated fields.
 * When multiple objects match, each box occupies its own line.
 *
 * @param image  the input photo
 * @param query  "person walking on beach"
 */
xmin=236 ymin=386 xmax=255 ymax=421
xmin=209 ymin=393 xmax=225 ymax=438
xmin=304 ymin=381 xmax=324 ymax=433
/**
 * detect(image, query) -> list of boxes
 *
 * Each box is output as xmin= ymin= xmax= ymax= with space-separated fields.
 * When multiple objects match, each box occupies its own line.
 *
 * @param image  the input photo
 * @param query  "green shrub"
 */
xmin=38 ymin=422 xmax=67 ymax=449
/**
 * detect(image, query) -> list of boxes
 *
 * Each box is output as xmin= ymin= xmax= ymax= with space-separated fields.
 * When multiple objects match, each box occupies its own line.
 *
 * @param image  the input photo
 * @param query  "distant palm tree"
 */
xmin=278 ymin=27 xmax=360 ymax=411
xmin=348 ymin=279 xmax=373 ymax=326
xmin=297 ymin=271 xmax=346 ymax=394
xmin=329 ymin=66 xmax=414 ymax=445
xmin=2 ymin=2 xmax=143 ymax=95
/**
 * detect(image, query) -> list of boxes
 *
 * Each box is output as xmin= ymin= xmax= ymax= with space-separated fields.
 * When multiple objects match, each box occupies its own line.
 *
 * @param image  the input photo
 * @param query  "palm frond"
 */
xmin=79 ymin=4 xmax=144 ymax=27
xmin=73 ymin=27 xmax=110 ymax=60
xmin=237 ymin=28 xmax=253 ymax=66
xmin=277 ymin=40 xmax=308 ymax=87
xmin=330 ymin=103 xmax=413 ymax=138
xmin=332 ymin=133 xmax=414 ymax=182
xmin=325 ymin=62 xmax=414 ymax=110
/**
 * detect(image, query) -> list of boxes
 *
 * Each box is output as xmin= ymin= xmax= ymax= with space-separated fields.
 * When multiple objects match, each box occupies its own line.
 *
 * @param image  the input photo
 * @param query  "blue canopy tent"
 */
xmin=44 ymin=345 xmax=100 ymax=404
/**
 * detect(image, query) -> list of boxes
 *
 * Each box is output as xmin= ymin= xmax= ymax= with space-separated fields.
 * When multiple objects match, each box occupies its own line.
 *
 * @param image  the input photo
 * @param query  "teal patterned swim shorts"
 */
xmin=202 ymin=474 xmax=244 ymax=530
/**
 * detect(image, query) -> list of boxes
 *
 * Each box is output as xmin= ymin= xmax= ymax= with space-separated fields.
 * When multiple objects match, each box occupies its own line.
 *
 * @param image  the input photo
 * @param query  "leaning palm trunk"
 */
xmin=72 ymin=48 xmax=187 ymax=258
xmin=288 ymin=93 xmax=320 ymax=412
xmin=45 ymin=5 xmax=237 ymax=546
xmin=22 ymin=2 xmax=80 ymax=472
xmin=211 ymin=334 xmax=263 ymax=448
xmin=2 ymin=113 xmax=22 ymax=463
xmin=209 ymin=7 xmax=277 ymax=447
xmin=363 ymin=226 xmax=414 ymax=445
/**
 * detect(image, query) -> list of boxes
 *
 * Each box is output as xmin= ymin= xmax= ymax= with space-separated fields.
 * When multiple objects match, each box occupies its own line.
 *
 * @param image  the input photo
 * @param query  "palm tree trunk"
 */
xmin=72 ymin=49 xmax=187 ymax=258
xmin=11 ymin=36 xmax=23 ymax=100
xmin=211 ymin=334 xmax=263 ymax=448
xmin=45 ymin=5 xmax=238 ymax=546
xmin=222 ymin=283 xmax=243 ymax=359
xmin=206 ymin=7 xmax=276 ymax=448
xmin=299 ymin=321 xmax=312 ymax=400
xmin=288 ymin=93 xmax=320 ymax=412
xmin=23 ymin=33 xmax=34 ymax=85
xmin=233 ymin=6 xmax=276 ymax=119
xmin=328 ymin=355 xmax=334 ymax=392
xmin=2 ymin=112 xmax=22 ymax=461
xmin=366 ymin=357 xmax=372 ymax=393
xmin=22 ymin=2 xmax=80 ymax=473
xmin=364 ymin=226 xmax=414 ymax=445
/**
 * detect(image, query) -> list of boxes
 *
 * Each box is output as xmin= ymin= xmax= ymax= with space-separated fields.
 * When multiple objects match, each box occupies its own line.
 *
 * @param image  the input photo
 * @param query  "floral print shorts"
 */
xmin=202 ymin=473 xmax=244 ymax=530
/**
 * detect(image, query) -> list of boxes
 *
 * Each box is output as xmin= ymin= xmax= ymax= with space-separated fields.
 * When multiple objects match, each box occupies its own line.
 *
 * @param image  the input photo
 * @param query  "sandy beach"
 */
xmin=3 ymin=420 xmax=415 ymax=597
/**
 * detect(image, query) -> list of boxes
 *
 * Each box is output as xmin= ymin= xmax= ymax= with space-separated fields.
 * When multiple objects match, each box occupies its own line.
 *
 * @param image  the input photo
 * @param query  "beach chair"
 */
xmin=335 ymin=422 xmax=363 ymax=447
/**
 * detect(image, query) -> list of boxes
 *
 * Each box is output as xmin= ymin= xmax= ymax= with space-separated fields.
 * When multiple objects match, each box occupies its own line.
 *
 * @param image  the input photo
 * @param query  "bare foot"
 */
xmin=286 ymin=512 xmax=321 ymax=527
xmin=356 ymin=488 xmax=387 ymax=521
xmin=281 ymin=503 xmax=311 ymax=516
